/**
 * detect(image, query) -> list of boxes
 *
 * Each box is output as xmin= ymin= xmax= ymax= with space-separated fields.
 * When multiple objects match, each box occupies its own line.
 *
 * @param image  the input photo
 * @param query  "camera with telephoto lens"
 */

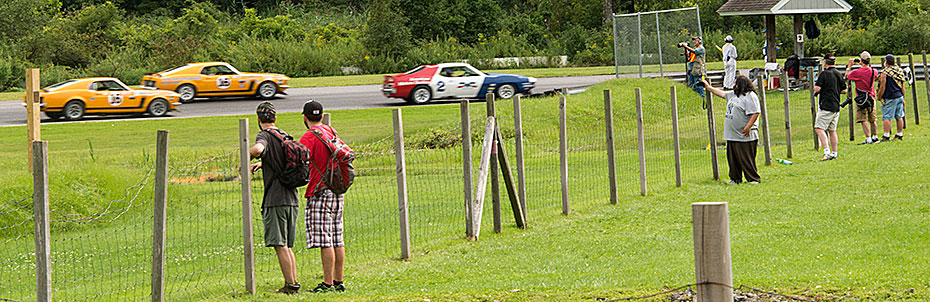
xmin=854 ymin=58 xmax=861 ymax=63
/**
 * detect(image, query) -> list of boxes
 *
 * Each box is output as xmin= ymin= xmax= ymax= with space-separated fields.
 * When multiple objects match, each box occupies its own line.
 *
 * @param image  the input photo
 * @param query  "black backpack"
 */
xmin=264 ymin=129 xmax=311 ymax=188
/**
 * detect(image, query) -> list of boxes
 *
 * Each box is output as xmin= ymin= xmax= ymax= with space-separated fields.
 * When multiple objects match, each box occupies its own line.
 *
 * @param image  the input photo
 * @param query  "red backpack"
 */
xmin=309 ymin=125 xmax=355 ymax=195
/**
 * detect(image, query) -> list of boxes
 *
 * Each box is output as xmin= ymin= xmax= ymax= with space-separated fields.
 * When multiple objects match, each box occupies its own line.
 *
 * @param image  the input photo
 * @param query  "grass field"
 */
xmin=1 ymin=77 xmax=929 ymax=301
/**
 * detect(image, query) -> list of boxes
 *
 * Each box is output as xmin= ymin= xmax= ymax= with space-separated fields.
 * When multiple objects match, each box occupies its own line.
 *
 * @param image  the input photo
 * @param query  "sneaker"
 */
xmin=880 ymin=136 xmax=891 ymax=143
xmin=311 ymin=282 xmax=335 ymax=293
xmin=820 ymin=154 xmax=836 ymax=161
xmin=856 ymin=140 xmax=871 ymax=145
xmin=333 ymin=281 xmax=346 ymax=292
xmin=894 ymin=134 xmax=903 ymax=141
xmin=726 ymin=180 xmax=738 ymax=185
xmin=748 ymin=181 xmax=760 ymax=184
xmin=272 ymin=283 xmax=300 ymax=295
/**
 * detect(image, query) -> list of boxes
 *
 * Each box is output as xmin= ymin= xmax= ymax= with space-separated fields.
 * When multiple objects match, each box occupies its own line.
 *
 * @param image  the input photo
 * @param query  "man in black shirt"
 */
xmin=249 ymin=102 xmax=301 ymax=294
xmin=813 ymin=54 xmax=847 ymax=161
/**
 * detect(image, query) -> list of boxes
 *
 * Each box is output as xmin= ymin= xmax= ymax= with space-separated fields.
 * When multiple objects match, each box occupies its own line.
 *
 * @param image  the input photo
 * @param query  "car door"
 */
xmin=431 ymin=67 xmax=456 ymax=99
xmin=453 ymin=66 xmax=485 ymax=98
xmin=89 ymin=80 xmax=134 ymax=110
xmin=199 ymin=65 xmax=233 ymax=93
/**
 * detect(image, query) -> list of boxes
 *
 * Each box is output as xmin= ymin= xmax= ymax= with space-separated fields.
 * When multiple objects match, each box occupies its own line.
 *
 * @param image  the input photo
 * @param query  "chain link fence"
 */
xmin=613 ymin=7 xmax=703 ymax=77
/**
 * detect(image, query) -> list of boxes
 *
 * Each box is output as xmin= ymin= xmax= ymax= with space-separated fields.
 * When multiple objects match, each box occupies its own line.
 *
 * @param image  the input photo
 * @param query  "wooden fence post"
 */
xmin=705 ymin=90 xmax=720 ymax=181
xmin=487 ymin=93 xmax=501 ymax=234
xmin=558 ymin=96 xmax=570 ymax=214
xmin=847 ymin=80 xmax=855 ymax=141
xmin=604 ymin=90 xmax=620 ymax=202
xmin=322 ymin=112 xmax=331 ymax=126
xmin=237 ymin=119 xmax=256 ymax=294
xmin=809 ymin=70 xmax=819 ymax=150
xmin=922 ymin=51 xmax=930 ymax=115
xmin=152 ymin=130 xmax=169 ymax=302
xmin=756 ymin=78 xmax=772 ymax=166
xmin=513 ymin=95 xmax=527 ymax=218
xmin=32 ymin=140 xmax=51 ymax=302
xmin=26 ymin=69 xmax=40 ymax=171
xmin=692 ymin=202 xmax=733 ymax=302
xmin=635 ymin=89 xmax=647 ymax=196
xmin=670 ymin=86 xmax=682 ymax=187
xmin=461 ymin=100 xmax=474 ymax=238
xmin=471 ymin=117 xmax=497 ymax=240
xmin=392 ymin=109 xmax=412 ymax=260
xmin=909 ymin=53 xmax=920 ymax=125
xmin=782 ymin=68 xmax=793 ymax=158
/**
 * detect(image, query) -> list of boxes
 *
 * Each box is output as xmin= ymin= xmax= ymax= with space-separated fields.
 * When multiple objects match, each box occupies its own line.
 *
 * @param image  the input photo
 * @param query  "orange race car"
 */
xmin=23 ymin=78 xmax=181 ymax=121
xmin=140 ymin=62 xmax=289 ymax=103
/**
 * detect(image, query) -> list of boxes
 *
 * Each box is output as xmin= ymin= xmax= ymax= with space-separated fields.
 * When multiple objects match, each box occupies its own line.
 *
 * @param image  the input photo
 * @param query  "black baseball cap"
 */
xmin=824 ymin=53 xmax=836 ymax=65
xmin=302 ymin=100 xmax=323 ymax=118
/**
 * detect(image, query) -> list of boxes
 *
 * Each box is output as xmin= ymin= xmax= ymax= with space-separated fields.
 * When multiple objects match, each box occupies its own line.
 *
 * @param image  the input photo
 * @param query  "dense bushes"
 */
xmin=2 ymin=0 xmax=930 ymax=92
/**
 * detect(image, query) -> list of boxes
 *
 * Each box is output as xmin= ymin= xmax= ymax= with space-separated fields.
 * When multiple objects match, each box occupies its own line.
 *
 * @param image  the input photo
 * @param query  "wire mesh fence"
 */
xmin=613 ymin=7 xmax=703 ymax=77
xmin=0 ymin=196 xmax=35 ymax=301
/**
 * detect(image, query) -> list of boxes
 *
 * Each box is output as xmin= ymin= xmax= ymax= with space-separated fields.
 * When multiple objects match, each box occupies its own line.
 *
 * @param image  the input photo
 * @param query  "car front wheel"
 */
xmin=147 ymin=98 xmax=169 ymax=117
xmin=496 ymin=83 xmax=517 ymax=99
xmin=64 ymin=101 xmax=85 ymax=121
xmin=408 ymin=86 xmax=432 ymax=104
xmin=258 ymin=81 xmax=277 ymax=99
xmin=177 ymin=84 xmax=196 ymax=103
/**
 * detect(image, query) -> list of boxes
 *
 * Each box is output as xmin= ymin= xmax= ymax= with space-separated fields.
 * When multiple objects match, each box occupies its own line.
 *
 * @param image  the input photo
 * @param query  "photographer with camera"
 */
xmin=678 ymin=36 xmax=705 ymax=97
xmin=844 ymin=51 xmax=880 ymax=145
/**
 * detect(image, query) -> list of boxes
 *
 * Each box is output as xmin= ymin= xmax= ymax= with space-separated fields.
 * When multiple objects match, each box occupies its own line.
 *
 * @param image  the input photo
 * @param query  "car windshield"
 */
xmin=439 ymin=66 xmax=480 ymax=77
xmin=89 ymin=80 xmax=129 ymax=91
xmin=201 ymin=65 xmax=239 ymax=75
xmin=44 ymin=80 xmax=77 ymax=91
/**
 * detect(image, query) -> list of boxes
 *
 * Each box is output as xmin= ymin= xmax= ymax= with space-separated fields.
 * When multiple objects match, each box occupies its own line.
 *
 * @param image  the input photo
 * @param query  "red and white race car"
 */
xmin=381 ymin=63 xmax=537 ymax=104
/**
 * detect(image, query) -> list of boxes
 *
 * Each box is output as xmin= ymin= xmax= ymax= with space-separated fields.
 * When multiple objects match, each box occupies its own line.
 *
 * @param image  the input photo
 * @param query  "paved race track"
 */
xmin=0 ymin=75 xmax=618 ymax=127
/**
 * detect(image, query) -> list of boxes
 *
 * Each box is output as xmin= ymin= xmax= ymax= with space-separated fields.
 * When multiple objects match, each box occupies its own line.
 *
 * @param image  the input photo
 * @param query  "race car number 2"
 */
xmin=437 ymin=81 xmax=445 ymax=92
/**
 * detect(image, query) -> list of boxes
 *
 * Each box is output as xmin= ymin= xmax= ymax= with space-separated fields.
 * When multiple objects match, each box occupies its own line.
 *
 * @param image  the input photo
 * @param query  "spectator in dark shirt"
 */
xmin=813 ymin=54 xmax=847 ymax=161
xmin=876 ymin=54 xmax=908 ymax=141
xmin=249 ymin=102 xmax=301 ymax=294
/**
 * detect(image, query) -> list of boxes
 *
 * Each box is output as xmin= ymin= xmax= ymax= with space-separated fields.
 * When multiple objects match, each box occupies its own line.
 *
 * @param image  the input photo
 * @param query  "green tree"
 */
xmin=362 ymin=0 xmax=411 ymax=57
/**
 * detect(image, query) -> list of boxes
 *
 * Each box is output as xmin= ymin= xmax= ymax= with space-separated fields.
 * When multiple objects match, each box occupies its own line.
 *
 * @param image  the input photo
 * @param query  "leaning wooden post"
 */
xmin=471 ymin=117 xmax=497 ymax=240
xmin=322 ymin=112 xmax=331 ymax=125
xmin=692 ymin=202 xmax=733 ymax=302
xmin=461 ymin=100 xmax=474 ymax=238
xmin=756 ymin=77 xmax=772 ymax=166
xmin=32 ymin=140 xmax=51 ymax=302
xmin=604 ymin=90 xmax=619 ymax=202
xmin=237 ymin=119 xmax=256 ymax=294
xmin=558 ymin=96 xmax=570 ymax=214
xmin=909 ymin=53 xmax=920 ymax=125
xmin=781 ymin=68 xmax=793 ymax=158
xmin=392 ymin=109 xmax=412 ymax=260
xmin=512 ymin=95 xmax=527 ymax=218
xmin=809 ymin=70 xmax=819 ymax=150
xmin=922 ymin=51 xmax=930 ymax=115
xmin=487 ymin=93 xmax=501 ymax=234
xmin=26 ymin=69 xmax=41 ymax=171
xmin=152 ymin=130 xmax=169 ymax=302
xmin=635 ymin=88 xmax=647 ymax=196
xmin=670 ymin=86 xmax=682 ymax=187
xmin=705 ymin=89 xmax=720 ymax=181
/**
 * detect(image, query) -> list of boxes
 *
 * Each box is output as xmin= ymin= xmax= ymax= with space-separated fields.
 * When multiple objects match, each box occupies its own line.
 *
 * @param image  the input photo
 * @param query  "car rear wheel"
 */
xmin=258 ymin=81 xmax=277 ymax=99
xmin=496 ymin=83 xmax=517 ymax=99
xmin=147 ymin=98 xmax=169 ymax=117
xmin=177 ymin=84 xmax=196 ymax=103
xmin=64 ymin=101 xmax=85 ymax=121
xmin=408 ymin=86 xmax=432 ymax=104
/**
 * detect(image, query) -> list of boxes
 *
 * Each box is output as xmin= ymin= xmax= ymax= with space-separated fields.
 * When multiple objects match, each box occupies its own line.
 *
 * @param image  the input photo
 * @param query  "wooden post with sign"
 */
xmin=26 ymin=69 xmax=41 ymax=171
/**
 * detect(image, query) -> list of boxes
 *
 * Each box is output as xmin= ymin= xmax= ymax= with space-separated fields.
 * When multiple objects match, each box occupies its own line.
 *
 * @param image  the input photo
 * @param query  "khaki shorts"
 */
xmin=263 ymin=205 xmax=298 ymax=247
xmin=815 ymin=110 xmax=840 ymax=131
xmin=856 ymin=106 xmax=876 ymax=123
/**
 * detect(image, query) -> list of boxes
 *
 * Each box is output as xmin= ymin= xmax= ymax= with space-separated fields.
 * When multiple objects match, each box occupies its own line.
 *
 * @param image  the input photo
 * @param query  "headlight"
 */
xmin=528 ymin=77 xmax=537 ymax=83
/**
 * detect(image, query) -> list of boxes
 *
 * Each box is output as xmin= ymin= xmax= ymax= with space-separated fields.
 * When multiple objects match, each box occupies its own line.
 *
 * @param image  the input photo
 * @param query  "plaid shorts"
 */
xmin=305 ymin=190 xmax=344 ymax=248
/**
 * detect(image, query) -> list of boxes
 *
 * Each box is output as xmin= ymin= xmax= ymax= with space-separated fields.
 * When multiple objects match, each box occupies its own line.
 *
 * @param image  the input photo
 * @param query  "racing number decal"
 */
xmin=216 ymin=76 xmax=232 ymax=89
xmin=107 ymin=93 xmax=123 ymax=106
xmin=437 ymin=81 xmax=446 ymax=92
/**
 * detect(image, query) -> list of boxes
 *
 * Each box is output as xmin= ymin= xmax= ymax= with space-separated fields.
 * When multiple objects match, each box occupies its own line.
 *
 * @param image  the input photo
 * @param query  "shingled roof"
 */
xmin=717 ymin=0 xmax=852 ymax=16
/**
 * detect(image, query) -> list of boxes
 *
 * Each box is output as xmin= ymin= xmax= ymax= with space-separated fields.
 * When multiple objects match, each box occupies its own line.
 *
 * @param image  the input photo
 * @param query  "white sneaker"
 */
xmin=748 ymin=181 xmax=760 ymax=184
xmin=726 ymin=180 xmax=738 ymax=185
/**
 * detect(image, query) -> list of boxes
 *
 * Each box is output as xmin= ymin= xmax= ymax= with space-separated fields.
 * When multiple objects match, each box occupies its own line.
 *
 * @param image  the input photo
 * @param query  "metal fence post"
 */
xmin=756 ymin=78 xmax=772 ymax=166
xmin=637 ymin=13 xmax=643 ymax=78
xmin=237 ymin=119 xmax=256 ymax=294
xmin=922 ymin=51 xmax=930 ymax=115
xmin=513 ymin=95 xmax=527 ymax=218
xmin=604 ymin=90 xmax=619 ymax=203
xmin=487 ymin=93 xmax=501 ymax=234
xmin=32 ymin=140 xmax=51 ymax=302
xmin=655 ymin=13 xmax=664 ymax=77
xmin=909 ymin=53 xmax=920 ymax=125
xmin=558 ymin=96 xmax=570 ymax=214
xmin=692 ymin=202 xmax=733 ymax=302
xmin=809 ymin=70 xmax=819 ymax=150
xmin=670 ymin=87 xmax=682 ymax=187
xmin=392 ymin=109 xmax=412 ymax=260
xmin=705 ymin=91 xmax=720 ymax=180
xmin=152 ymin=130 xmax=169 ymax=302
xmin=635 ymin=88 xmax=647 ymax=196
xmin=461 ymin=100 xmax=474 ymax=238
xmin=782 ymin=68 xmax=793 ymax=158
xmin=612 ymin=14 xmax=620 ymax=78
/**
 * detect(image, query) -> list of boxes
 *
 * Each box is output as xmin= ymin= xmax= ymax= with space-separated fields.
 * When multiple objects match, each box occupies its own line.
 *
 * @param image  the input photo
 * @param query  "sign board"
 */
xmin=796 ymin=34 xmax=804 ymax=43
